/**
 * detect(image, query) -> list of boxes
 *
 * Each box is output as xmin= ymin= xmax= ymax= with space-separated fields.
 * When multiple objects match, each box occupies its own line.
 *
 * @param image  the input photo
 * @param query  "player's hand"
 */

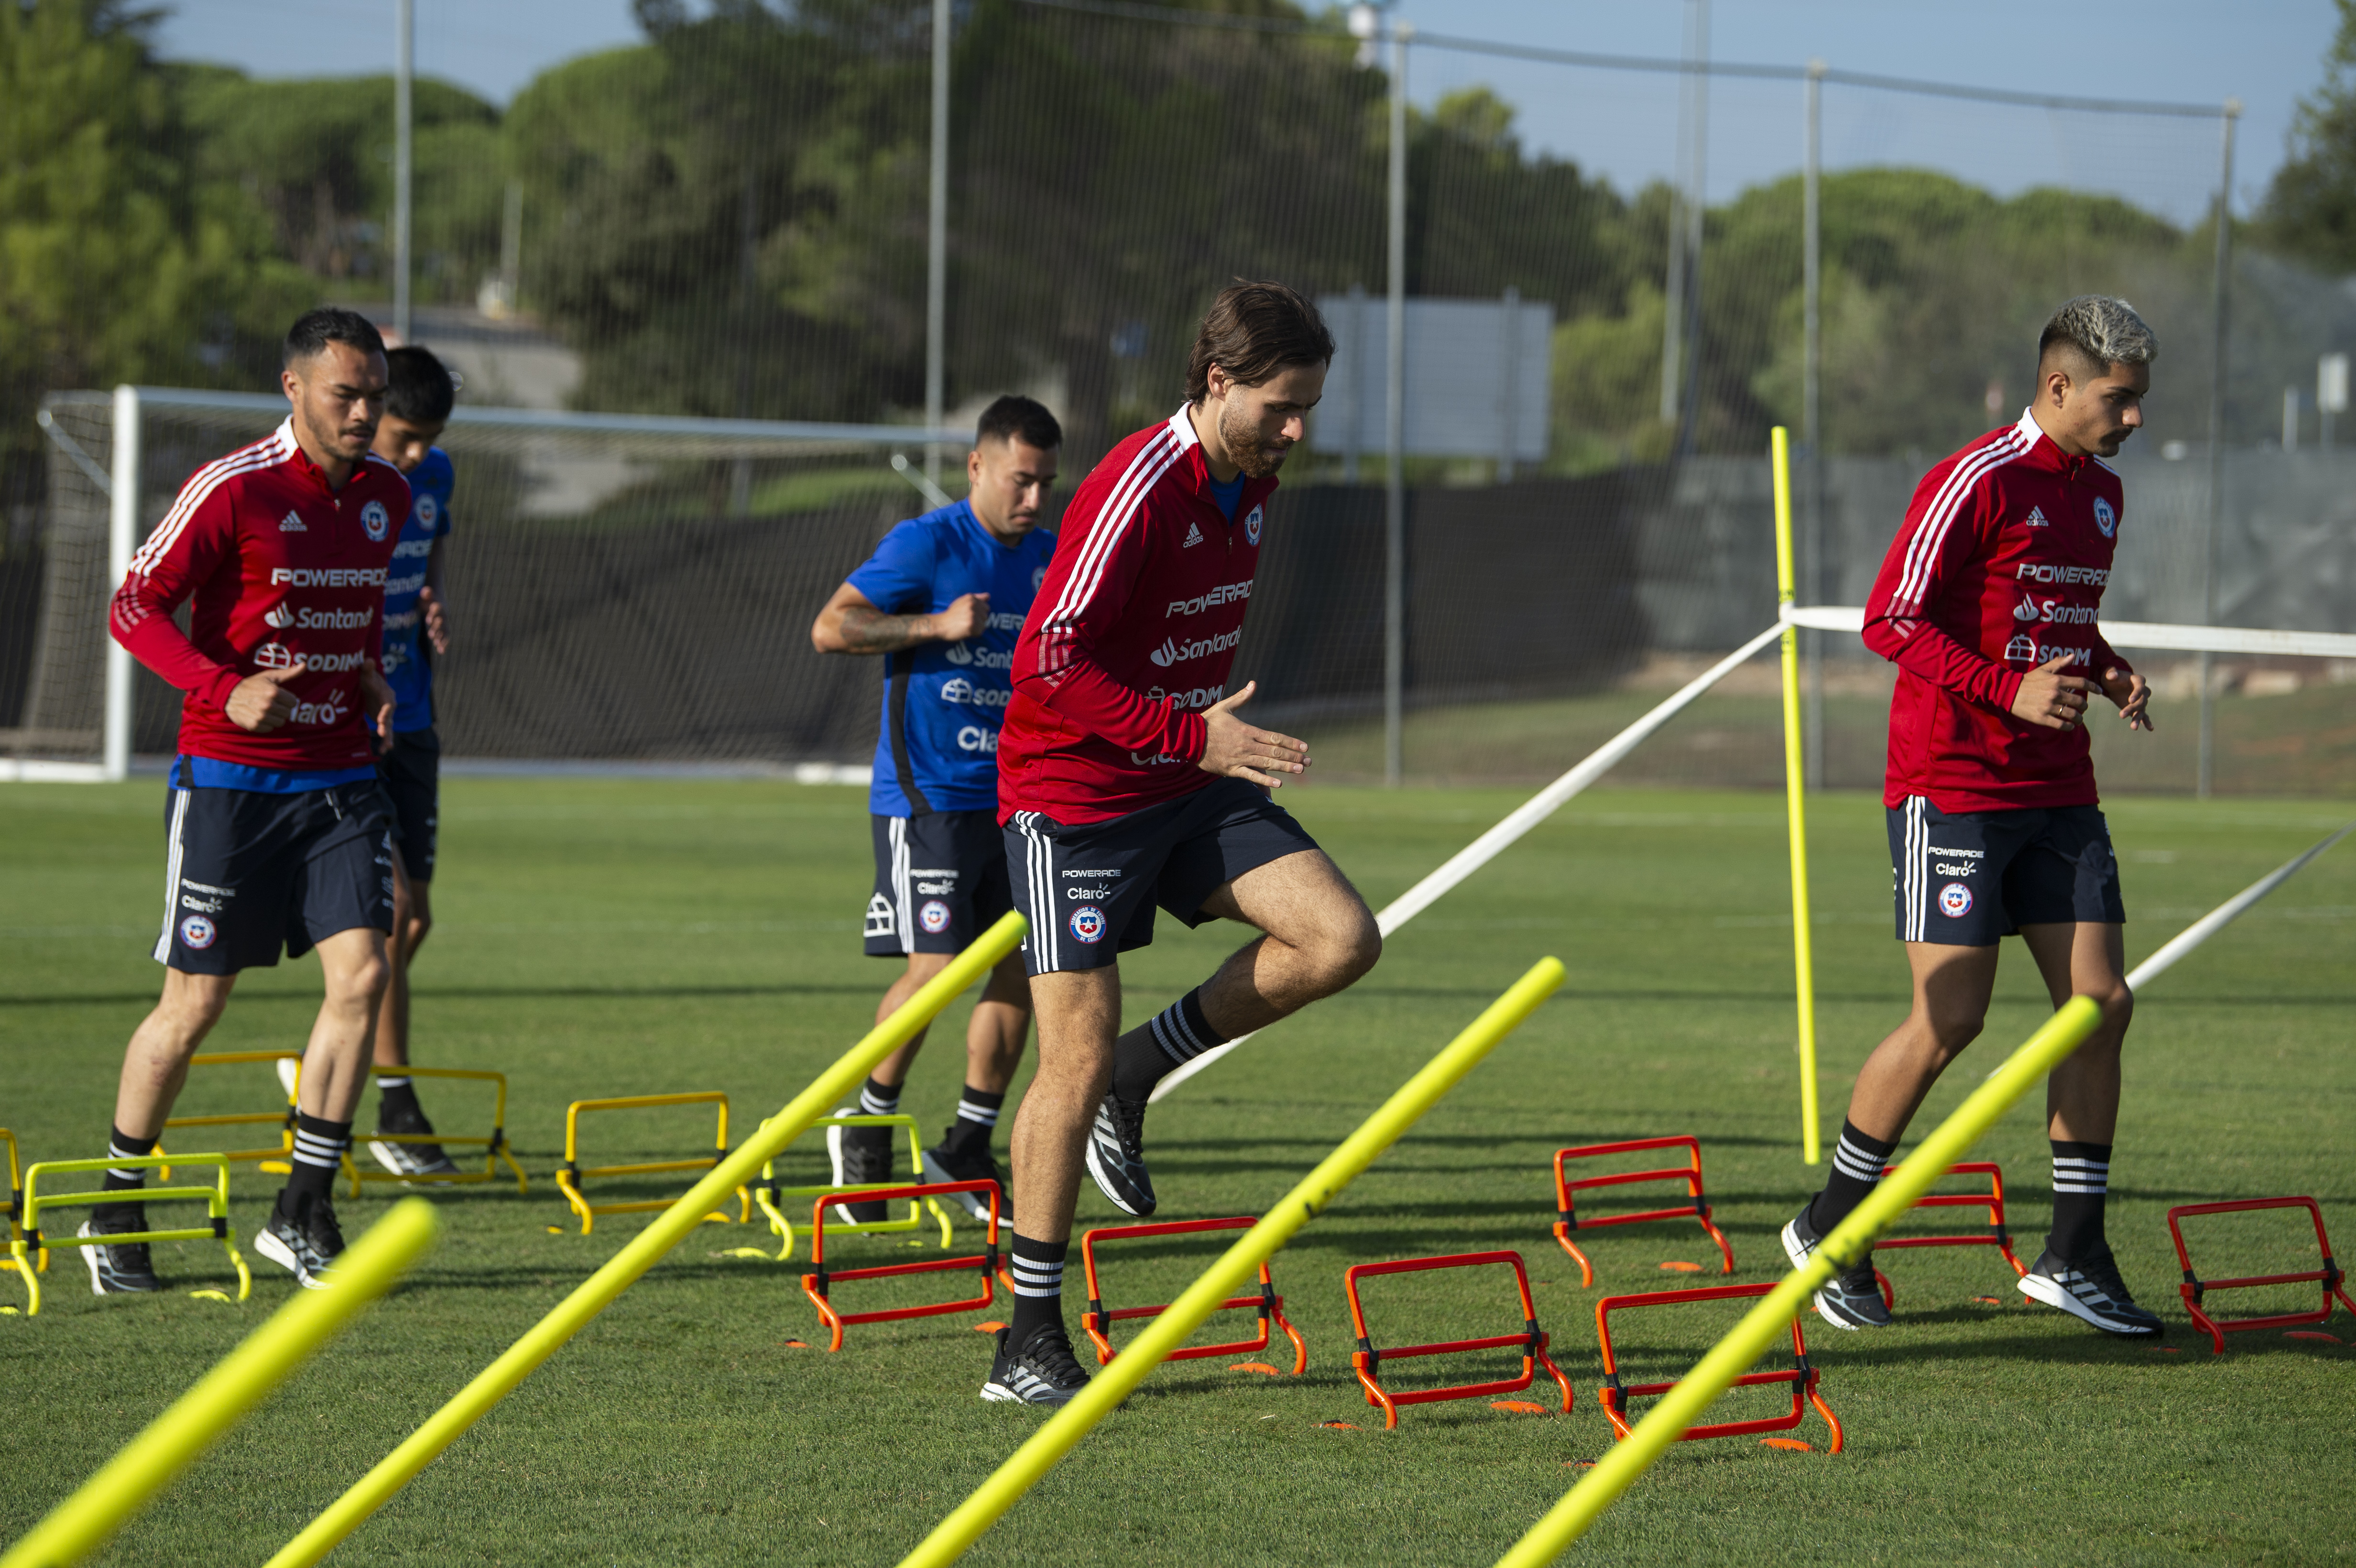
xmin=419 ymin=585 xmax=450 ymax=655
xmin=360 ymin=665 xmax=397 ymax=754
xmin=930 ymin=591 xmax=990 ymax=643
xmin=2100 ymin=664 xmax=2153 ymax=731
xmin=226 ymin=663 xmax=306 ymax=732
xmin=2010 ymin=653 xmax=2092 ymax=731
xmin=1198 ymin=681 xmax=1309 ymax=789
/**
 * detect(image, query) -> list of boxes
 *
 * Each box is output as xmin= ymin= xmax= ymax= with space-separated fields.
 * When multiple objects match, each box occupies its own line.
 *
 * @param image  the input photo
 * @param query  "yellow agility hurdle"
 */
xmin=748 ymin=1114 xmax=954 ymax=1262
xmin=1 ymin=1199 xmax=437 ymax=1568
xmin=1 ymin=1129 xmax=27 ymax=1314
xmin=160 ymin=1051 xmax=302 ymax=1172
xmin=261 ymin=909 xmax=1026 ymax=1568
xmin=343 ymin=1066 xmax=529 ymax=1198
xmin=554 ymin=1091 xmax=751 ymax=1235
xmin=11 ymin=1154 xmax=251 ymax=1317
xmin=897 ymin=956 xmax=1567 ymax=1568
xmin=1493 ymin=996 xmax=2102 ymax=1567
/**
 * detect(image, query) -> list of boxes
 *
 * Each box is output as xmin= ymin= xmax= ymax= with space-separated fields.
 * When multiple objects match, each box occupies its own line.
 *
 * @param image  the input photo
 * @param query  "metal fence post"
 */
xmin=2199 ymin=100 xmax=2239 ymax=800
xmin=1384 ymin=20 xmax=1409 ymax=788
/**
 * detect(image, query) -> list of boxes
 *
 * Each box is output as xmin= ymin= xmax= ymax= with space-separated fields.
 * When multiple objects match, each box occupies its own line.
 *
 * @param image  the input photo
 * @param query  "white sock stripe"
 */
xmin=1148 ymin=1010 xmax=1203 ymax=1064
xmin=1832 ymin=1151 xmax=1886 ymax=1181
xmin=858 ymin=1086 xmax=900 ymax=1116
xmin=376 ymin=1074 xmax=411 ymax=1089
xmin=955 ymin=1099 xmax=1000 ymax=1126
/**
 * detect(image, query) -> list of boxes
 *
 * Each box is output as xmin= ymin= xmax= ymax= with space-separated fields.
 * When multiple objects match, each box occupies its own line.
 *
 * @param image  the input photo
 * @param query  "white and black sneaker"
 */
xmin=2019 ymin=1244 xmax=2164 ymax=1336
xmin=1083 ymin=1094 xmax=1156 ymax=1218
xmin=79 ymin=1210 xmax=164 ymax=1294
xmin=370 ymin=1104 xmax=461 ymax=1181
xmin=981 ymin=1323 xmax=1091 ymax=1406
xmin=827 ymin=1110 xmax=892 ymax=1224
xmin=254 ymin=1192 xmax=345 ymax=1290
xmin=1781 ymin=1199 xmax=1891 ymax=1330
xmin=919 ymin=1141 xmax=1003 ymax=1222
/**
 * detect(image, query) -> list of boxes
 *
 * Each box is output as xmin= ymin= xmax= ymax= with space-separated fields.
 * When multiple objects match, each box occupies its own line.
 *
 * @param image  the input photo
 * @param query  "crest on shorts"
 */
xmin=1938 ymin=882 xmax=1973 ymax=918
xmin=1244 ymin=505 xmax=1263 ymax=545
xmin=1069 ymin=905 xmax=1107 ymax=943
xmin=919 ymin=899 xmax=952 ymax=935
xmin=362 ymin=500 xmax=392 ymax=541
xmin=2093 ymin=497 xmax=2116 ymax=538
xmin=180 ymin=914 xmax=218 ymax=949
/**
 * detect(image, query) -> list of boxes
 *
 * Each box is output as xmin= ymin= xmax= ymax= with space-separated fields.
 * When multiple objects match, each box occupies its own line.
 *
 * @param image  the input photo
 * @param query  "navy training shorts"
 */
xmin=156 ymin=772 xmax=394 ymax=974
xmin=1888 ymin=795 xmax=2124 ymax=946
xmin=375 ymin=724 xmax=440 ymax=882
xmin=1003 ymin=777 xmax=1322 ymax=976
xmin=866 ymin=809 xmax=1014 ymax=958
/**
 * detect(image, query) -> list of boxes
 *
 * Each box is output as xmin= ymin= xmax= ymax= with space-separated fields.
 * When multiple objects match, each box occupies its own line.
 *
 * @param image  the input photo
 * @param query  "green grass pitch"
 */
xmin=1 ymin=778 xmax=2349 ymax=1566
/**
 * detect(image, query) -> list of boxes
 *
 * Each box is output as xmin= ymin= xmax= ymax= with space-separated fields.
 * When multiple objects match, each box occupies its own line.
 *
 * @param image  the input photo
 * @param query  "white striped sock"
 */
xmin=292 ymin=1129 xmax=347 ymax=1171
xmin=858 ymin=1082 xmax=901 ymax=1117
xmin=1008 ymin=1255 xmax=1064 ymax=1299
xmin=1147 ymin=998 xmax=1213 ymax=1066
xmin=107 ymin=1139 xmax=151 ymax=1187
xmin=955 ymin=1096 xmax=1000 ymax=1130
xmin=2051 ymin=1155 xmax=2109 ymax=1195
xmin=1831 ymin=1131 xmax=1889 ymax=1185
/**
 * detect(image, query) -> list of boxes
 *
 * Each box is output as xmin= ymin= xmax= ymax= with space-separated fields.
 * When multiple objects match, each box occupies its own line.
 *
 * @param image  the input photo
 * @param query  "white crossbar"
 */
xmin=2125 ymin=821 xmax=2354 ymax=990
xmin=1780 ymin=604 xmax=2356 ymax=660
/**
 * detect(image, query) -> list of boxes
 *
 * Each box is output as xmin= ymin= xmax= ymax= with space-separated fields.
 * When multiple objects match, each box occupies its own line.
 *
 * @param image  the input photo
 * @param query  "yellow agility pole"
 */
xmin=1494 ymin=995 xmax=2100 ymax=1568
xmin=899 ymin=956 xmax=1566 ymax=1568
xmin=1771 ymin=425 xmax=1822 ymax=1166
xmin=2 ymin=1199 xmax=438 ymax=1568
xmin=262 ymin=909 xmax=1024 ymax=1568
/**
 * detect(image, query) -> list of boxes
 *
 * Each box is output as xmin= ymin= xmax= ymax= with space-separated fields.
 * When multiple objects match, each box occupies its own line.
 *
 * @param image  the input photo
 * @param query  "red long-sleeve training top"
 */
xmin=998 ymin=406 xmax=1279 ymax=824
xmin=1864 ymin=407 xmax=2133 ymax=813
xmin=108 ymin=419 xmax=411 ymax=772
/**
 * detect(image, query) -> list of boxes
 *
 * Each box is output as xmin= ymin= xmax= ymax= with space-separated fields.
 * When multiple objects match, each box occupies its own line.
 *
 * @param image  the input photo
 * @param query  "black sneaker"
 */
xmin=371 ymin=1102 xmax=461 ymax=1181
xmin=981 ymin=1323 xmax=1091 ymax=1406
xmin=827 ymin=1110 xmax=891 ymax=1224
xmin=1781 ymin=1199 xmax=1891 ymax=1330
xmin=78 ymin=1210 xmax=164 ymax=1294
xmin=2019 ymin=1244 xmax=2164 ymax=1336
xmin=254 ymin=1192 xmax=345 ymax=1290
xmin=1083 ymin=1094 xmax=1156 ymax=1218
xmin=919 ymin=1140 xmax=1004 ymax=1222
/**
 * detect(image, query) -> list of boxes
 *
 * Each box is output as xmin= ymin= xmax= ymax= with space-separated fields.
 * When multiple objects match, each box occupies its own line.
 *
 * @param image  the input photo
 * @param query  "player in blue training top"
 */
xmin=356 ymin=345 xmax=462 ymax=1178
xmin=810 ymin=395 xmax=1062 ymax=1217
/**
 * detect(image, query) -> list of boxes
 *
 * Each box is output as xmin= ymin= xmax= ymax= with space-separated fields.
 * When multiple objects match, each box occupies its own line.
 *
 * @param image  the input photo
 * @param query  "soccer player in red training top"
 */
xmin=1781 ymin=295 xmax=2162 ymax=1337
xmin=979 ymin=282 xmax=1383 ymax=1404
xmin=91 ymin=308 xmax=410 ymax=1294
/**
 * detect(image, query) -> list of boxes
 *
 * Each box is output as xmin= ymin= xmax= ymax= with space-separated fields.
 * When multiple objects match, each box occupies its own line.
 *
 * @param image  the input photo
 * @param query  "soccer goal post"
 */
xmin=9 ymin=385 xmax=972 ymax=782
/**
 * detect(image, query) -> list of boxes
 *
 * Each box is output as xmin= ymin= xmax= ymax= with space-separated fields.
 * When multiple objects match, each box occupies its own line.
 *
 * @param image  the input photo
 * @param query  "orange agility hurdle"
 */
xmin=800 ymin=1179 xmax=1002 ymax=1352
xmin=1079 ymin=1217 xmax=1307 ymax=1373
xmin=1551 ymin=1136 xmax=1735 ymax=1287
xmin=1869 ymin=1160 xmax=2026 ymax=1306
xmin=1344 ymin=1250 xmax=1575 ymax=1429
xmin=2168 ymin=1197 xmax=2355 ymax=1355
xmin=1593 ymin=1282 xmax=1842 ymax=1452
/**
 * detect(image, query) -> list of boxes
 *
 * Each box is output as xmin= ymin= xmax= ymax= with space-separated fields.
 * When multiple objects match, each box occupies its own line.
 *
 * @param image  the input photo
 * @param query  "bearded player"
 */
xmin=979 ymin=282 xmax=1382 ymax=1404
xmin=1782 ymin=296 xmax=2162 ymax=1337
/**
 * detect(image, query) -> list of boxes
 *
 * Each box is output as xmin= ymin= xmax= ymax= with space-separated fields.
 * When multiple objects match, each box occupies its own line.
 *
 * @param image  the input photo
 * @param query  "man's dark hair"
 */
xmin=974 ymin=394 xmax=1061 ymax=451
xmin=1185 ymin=281 xmax=1334 ymax=403
xmin=282 ymin=307 xmax=386 ymax=369
xmin=385 ymin=345 xmax=458 ymax=425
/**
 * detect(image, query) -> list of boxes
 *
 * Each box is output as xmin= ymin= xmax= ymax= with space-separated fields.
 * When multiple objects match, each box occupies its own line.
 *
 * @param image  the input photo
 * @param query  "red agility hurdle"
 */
xmin=1593 ymin=1282 xmax=1843 ymax=1452
xmin=1870 ymin=1161 xmax=2027 ymax=1306
xmin=799 ymin=1179 xmax=1001 ymax=1352
xmin=1551 ymin=1136 xmax=1735 ymax=1287
xmin=2167 ymin=1197 xmax=2355 ymax=1355
xmin=1080 ymin=1217 xmax=1307 ymax=1373
xmin=1344 ymin=1250 xmax=1575 ymax=1429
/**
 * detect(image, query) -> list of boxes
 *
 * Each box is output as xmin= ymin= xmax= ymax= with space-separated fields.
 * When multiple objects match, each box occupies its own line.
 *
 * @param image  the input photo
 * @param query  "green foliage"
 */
xmin=2261 ymin=0 xmax=2356 ymax=271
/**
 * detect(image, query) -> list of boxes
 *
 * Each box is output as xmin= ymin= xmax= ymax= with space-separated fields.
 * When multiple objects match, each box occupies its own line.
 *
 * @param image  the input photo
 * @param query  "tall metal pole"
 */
xmin=1801 ymin=60 xmax=1824 ymax=791
xmin=1384 ymin=21 xmax=1410 ymax=788
xmin=104 ymin=386 xmax=141 ymax=782
xmin=393 ymin=0 xmax=413 ymax=344
xmin=1677 ymin=0 xmax=1709 ymax=455
xmin=2198 ymin=100 xmax=2239 ymax=800
xmin=925 ymin=0 xmax=951 ymax=489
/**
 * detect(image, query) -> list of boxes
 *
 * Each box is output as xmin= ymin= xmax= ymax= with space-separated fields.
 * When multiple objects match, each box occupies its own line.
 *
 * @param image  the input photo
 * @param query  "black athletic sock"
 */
xmin=2046 ymin=1139 xmax=2112 ymax=1262
xmin=1110 ymin=988 xmax=1230 ymax=1103
xmin=94 ymin=1126 xmax=157 ymax=1225
xmin=281 ymin=1113 xmax=351 ymax=1210
xmin=1006 ymin=1232 xmax=1069 ymax=1347
xmin=857 ymin=1077 xmax=902 ymax=1118
xmin=1809 ymin=1120 xmax=1898 ymax=1235
xmin=375 ymin=1076 xmax=421 ymax=1125
xmin=944 ymin=1086 xmax=1004 ymax=1155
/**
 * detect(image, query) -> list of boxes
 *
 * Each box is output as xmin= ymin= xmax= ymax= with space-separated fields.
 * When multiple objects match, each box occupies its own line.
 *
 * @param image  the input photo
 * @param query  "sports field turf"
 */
xmin=2 ymin=778 xmax=2350 ymax=1566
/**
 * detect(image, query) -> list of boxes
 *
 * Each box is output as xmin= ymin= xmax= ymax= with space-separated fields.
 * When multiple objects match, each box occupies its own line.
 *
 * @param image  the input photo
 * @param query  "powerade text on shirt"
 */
xmin=845 ymin=500 xmax=1055 ymax=817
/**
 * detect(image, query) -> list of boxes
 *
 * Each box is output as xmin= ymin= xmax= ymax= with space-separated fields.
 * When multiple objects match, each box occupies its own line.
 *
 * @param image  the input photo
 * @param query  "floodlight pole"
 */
xmin=1383 ymin=19 xmax=1410 ymax=788
xmin=2198 ymin=99 xmax=2239 ymax=800
xmin=1801 ymin=59 xmax=1824 ymax=791
xmin=393 ymin=0 xmax=413 ymax=345
xmin=925 ymin=0 xmax=951 ymax=490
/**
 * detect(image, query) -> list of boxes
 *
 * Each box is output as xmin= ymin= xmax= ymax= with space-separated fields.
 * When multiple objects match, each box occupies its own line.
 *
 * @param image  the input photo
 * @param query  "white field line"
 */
xmin=1152 ymin=619 xmax=1789 ymax=1101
